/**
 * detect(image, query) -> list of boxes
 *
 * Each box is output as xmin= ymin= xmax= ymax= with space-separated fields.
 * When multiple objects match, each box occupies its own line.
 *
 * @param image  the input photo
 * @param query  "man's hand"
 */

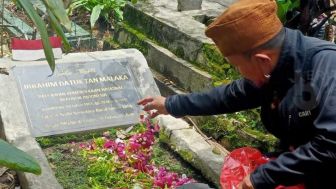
xmin=137 ymin=96 xmax=168 ymax=118
xmin=239 ymin=174 xmax=254 ymax=189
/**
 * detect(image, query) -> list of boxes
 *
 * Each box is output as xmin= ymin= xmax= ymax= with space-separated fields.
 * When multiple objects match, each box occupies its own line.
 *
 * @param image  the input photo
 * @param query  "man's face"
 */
xmin=226 ymin=54 xmax=270 ymax=87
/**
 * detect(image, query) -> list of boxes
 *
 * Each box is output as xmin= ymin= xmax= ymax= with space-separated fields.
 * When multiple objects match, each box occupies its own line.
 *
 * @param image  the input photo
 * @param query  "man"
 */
xmin=138 ymin=0 xmax=336 ymax=188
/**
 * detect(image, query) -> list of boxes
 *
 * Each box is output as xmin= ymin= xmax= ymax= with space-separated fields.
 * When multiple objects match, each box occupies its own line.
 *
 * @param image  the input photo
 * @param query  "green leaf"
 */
xmin=0 ymin=139 xmax=41 ymax=175
xmin=114 ymin=8 xmax=123 ymax=21
xmin=277 ymin=0 xmax=291 ymax=22
xmin=47 ymin=9 xmax=71 ymax=52
xmin=16 ymin=0 xmax=55 ymax=72
xmin=131 ymin=0 xmax=138 ymax=4
xmin=90 ymin=5 xmax=104 ymax=29
xmin=67 ymin=1 xmax=86 ymax=15
xmin=289 ymin=0 xmax=300 ymax=10
xmin=41 ymin=0 xmax=72 ymax=31
xmin=276 ymin=0 xmax=300 ymax=22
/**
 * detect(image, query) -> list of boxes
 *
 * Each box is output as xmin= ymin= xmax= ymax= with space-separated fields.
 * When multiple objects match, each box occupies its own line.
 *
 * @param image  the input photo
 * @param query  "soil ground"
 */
xmin=0 ymin=167 xmax=20 ymax=189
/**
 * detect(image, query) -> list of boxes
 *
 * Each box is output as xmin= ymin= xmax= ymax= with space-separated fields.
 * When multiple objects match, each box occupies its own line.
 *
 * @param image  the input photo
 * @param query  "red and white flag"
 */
xmin=11 ymin=36 xmax=62 ymax=61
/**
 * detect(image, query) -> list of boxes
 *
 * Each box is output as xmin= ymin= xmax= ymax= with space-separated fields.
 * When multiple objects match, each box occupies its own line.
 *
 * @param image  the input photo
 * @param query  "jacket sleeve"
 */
xmin=251 ymin=50 xmax=336 ymax=188
xmin=165 ymin=78 xmax=262 ymax=117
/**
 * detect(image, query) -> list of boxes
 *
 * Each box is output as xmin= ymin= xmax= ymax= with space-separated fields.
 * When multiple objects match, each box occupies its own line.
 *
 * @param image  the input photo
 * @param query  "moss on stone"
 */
xmin=196 ymin=116 xmax=277 ymax=153
xmin=103 ymin=37 xmax=121 ymax=50
xmin=124 ymin=4 xmax=192 ymax=62
xmin=202 ymin=44 xmax=224 ymax=66
xmin=243 ymin=128 xmax=277 ymax=146
xmin=158 ymin=130 xmax=171 ymax=144
xmin=175 ymin=46 xmax=185 ymax=58
xmin=121 ymin=22 xmax=147 ymax=41
xmin=158 ymin=131 xmax=195 ymax=163
xmin=158 ymin=131 xmax=178 ymax=151
xmin=123 ymin=4 xmax=155 ymax=40
xmin=177 ymin=149 xmax=194 ymax=163
xmin=201 ymin=44 xmax=240 ymax=85
xmin=112 ymin=22 xmax=149 ymax=55
xmin=211 ymin=147 xmax=222 ymax=155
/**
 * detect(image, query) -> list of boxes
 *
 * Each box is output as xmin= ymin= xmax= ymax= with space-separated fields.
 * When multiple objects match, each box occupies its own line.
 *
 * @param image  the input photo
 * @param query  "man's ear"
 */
xmin=252 ymin=53 xmax=271 ymax=64
xmin=252 ymin=53 xmax=273 ymax=73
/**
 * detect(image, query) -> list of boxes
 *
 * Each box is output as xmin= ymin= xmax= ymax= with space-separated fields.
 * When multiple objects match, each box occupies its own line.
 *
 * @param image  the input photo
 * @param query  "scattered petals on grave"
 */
xmin=79 ymin=115 xmax=195 ymax=188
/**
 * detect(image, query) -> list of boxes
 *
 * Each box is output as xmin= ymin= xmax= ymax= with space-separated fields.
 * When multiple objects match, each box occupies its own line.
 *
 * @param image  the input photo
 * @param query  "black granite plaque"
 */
xmin=13 ymin=59 xmax=142 ymax=137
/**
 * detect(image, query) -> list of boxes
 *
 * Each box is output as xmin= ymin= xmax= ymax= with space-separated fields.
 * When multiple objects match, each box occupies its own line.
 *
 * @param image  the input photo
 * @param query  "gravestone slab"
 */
xmin=11 ymin=49 xmax=160 ymax=137
xmin=177 ymin=0 xmax=203 ymax=11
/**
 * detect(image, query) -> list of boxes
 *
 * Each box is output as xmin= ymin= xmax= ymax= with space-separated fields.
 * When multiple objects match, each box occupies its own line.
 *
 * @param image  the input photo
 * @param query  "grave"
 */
xmin=0 ymin=49 xmax=227 ymax=188
xmin=0 ymin=49 xmax=162 ymax=188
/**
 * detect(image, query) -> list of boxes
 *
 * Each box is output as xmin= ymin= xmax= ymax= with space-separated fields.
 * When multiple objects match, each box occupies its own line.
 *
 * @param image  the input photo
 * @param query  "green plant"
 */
xmin=276 ymin=0 xmax=300 ymax=22
xmin=68 ymin=0 xmax=128 ymax=29
xmin=14 ymin=0 xmax=72 ymax=72
xmin=0 ymin=139 xmax=41 ymax=175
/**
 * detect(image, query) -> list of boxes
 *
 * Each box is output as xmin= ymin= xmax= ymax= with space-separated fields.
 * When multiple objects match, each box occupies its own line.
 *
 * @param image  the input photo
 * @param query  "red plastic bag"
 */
xmin=220 ymin=147 xmax=305 ymax=189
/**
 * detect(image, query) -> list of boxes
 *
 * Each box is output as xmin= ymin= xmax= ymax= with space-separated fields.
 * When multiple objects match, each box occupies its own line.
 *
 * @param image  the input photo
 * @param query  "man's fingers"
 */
xmin=143 ymin=102 xmax=156 ymax=111
xmin=138 ymin=96 xmax=167 ymax=115
xmin=137 ymin=97 xmax=153 ymax=105
xmin=149 ymin=111 xmax=160 ymax=118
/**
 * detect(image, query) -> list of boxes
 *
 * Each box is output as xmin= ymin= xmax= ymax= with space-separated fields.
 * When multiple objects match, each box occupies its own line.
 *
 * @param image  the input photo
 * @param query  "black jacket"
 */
xmin=165 ymin=28 xmax=336 ymax=189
